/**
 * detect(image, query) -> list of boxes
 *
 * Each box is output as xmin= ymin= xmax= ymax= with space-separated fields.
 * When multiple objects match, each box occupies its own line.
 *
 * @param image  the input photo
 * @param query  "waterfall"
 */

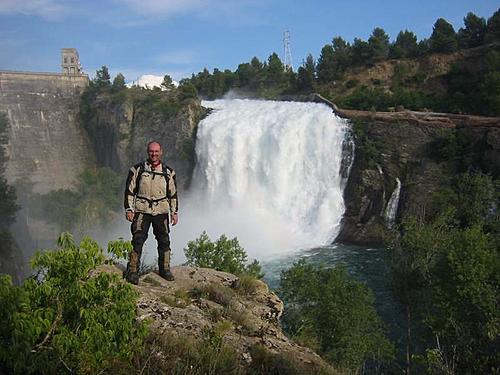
xmin=385 ymin=178 xmax=401 ymax=228
xmin=175 ymin=99 xmax=351 ymax=260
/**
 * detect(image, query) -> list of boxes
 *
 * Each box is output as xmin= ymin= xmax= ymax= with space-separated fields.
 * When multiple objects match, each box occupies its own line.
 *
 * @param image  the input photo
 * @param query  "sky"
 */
xmin=0 ymin=0 xmax=498 ymax=82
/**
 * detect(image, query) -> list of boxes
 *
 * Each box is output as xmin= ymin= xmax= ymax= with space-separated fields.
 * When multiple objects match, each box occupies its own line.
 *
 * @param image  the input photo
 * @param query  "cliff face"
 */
xmin=336 ymin=109 xmax=500 ymax=245
xmin=82 ymin=93 xmax=207 ymax=189
xmin=0 ymin=71 xmax=92 ymax=193
xmin=0 ymin=71 xmax=94 ymax=276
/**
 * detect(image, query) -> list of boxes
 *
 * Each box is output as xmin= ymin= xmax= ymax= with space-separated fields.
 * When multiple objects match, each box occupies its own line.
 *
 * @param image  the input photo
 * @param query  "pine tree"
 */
xmin=390 ymin=30 xmax=418 ymax=58
xmin=368 ymin=27 xmax=390 ymax=61
xmin=458 ymin=12 xmax=487 ymax=48
xmin=316 ymin=44 xmax=336 ymax=83
xmin=429 ymin=18 xmax=458 ymax=53
xmin=112 ymin=73 xmax=126 ymax=91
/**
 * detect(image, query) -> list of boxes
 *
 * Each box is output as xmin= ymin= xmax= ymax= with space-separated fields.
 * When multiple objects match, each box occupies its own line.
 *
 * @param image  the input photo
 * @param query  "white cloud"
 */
xmin=0 ymin=0 xmax=67 ymax=20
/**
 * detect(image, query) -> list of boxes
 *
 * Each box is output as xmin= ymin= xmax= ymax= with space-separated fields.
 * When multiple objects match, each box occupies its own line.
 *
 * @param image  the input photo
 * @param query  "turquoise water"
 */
xmin=261 ymin=243 xmax=403 ymax=345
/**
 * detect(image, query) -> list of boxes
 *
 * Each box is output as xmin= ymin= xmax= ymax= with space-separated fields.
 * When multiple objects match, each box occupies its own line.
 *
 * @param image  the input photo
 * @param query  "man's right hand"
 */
xmin=126 ymin=211 xmax=134 ymax=222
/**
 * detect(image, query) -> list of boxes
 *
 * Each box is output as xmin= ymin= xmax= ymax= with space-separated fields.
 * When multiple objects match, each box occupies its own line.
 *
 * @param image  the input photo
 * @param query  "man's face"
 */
xmin=147 ymin=143 xmax=162 ymax=164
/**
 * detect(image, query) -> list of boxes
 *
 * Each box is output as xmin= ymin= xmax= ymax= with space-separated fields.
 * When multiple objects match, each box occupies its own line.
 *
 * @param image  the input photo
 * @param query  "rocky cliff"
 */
xmin=81 ymin=90 xmax=207 ymax=189
xmin=100 ymin=264 xmax=337 ymax=374
xmin=336 ymin=108 xmax=500 ymax=245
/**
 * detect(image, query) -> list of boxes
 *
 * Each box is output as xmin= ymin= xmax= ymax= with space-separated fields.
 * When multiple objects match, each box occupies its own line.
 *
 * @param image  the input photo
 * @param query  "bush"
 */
xmin=279 ymin=259 xmax=394 ymax=372
xmin=0 ymin=233 xmax=147 ymax=374
xmin=184 ymin=231 xmax=264 ymax=278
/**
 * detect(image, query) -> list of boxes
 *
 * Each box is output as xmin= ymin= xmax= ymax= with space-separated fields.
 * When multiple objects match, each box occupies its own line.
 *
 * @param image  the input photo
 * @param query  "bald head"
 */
xmin=147 ymin=141 xmax=163 ymax=165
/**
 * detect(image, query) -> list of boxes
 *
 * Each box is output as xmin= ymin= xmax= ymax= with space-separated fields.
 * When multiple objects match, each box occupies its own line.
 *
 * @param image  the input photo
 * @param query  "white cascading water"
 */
xmin=385 ymin=177 xmax=401 ymax=228
xmin=172 ymin=99 xmax=351 ymax=262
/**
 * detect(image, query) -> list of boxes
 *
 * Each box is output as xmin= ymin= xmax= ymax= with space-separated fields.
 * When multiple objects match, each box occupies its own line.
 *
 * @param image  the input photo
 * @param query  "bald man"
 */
xmin=123 ymin=141 xmax=178 ymax=284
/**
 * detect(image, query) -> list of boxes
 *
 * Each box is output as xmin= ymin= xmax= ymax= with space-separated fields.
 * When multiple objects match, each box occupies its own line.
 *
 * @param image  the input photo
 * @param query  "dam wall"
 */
xmin=0 ymin=71 xmax=93 ymax=193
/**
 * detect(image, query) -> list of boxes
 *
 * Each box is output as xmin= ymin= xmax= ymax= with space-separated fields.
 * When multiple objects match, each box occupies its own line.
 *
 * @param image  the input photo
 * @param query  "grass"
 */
xmin=233 ymin=275 xmax=262 ymax=296
xmin=160 ymin=289 xmax=193 ymax=308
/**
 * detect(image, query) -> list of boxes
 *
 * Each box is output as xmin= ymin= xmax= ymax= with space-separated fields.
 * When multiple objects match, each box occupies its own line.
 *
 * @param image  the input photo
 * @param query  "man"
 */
xmin=123 ymin=141 xmax=178 ymax=284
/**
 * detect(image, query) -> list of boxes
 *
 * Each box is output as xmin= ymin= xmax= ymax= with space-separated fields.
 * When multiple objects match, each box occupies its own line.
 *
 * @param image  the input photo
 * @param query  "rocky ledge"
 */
xmin=100 ymin=264 xmax=336 ymax=374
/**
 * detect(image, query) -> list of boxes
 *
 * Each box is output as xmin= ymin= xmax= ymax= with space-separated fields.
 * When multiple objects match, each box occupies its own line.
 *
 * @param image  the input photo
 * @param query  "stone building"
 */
xmin=61 ymin=48 xmax=83 ymax=74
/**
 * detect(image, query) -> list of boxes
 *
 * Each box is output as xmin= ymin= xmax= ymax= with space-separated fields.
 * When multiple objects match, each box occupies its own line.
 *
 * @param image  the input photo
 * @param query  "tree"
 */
xmin=351 ymin=38 xmax=374 ymax=65
xmin=0 ymin=233 xmax=146 ymax=374
xmin=280 ymin=260 xmax=394 ymax=372
xmin=429 ymin=18 xmax=458 ymax=53
xmin=265 ymin=53 xmax=285 ymax=86
xmin=184 ymin=231 xmax=263 ymax=278
xmin=485 ymin=8 xmax=500 ymax=43
xmin=177 ymin=80 xmax=198 ymax=101
xmin=161 ymin=74 xmax=175 ymax=90
xmin=390 ymin=30 xmax=418 ymax=58
xmin=331 ymin=36 xmax=351 ymax=72
xmin=316 ymin=44 xmax=337 ymax=83
xmin=368 ymin=27 xmax=390 ymax=61
xmin=296 ymin=54 xmax=315 ymax=92
xmin=112 ymin=73 xmax=126 ymax=91
xmin=458 ymin=12 xmax=487 ymax=48
xmin=93 ymin=65 xmax=111 ymax=88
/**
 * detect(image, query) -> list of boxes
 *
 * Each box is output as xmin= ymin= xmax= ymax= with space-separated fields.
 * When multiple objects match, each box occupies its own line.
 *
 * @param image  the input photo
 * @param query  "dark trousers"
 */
xmin=127 ymin=212 xmax=171 ymax=273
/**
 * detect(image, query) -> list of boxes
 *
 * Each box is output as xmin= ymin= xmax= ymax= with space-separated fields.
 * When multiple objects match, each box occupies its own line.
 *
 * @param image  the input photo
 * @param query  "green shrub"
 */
xmin=184 ymin=231 xmax=264 ymax=278
xmin=279 ymin=259 xmax=394 ymax=372
xmin=0 ymin=233 xmax=147 ymax=374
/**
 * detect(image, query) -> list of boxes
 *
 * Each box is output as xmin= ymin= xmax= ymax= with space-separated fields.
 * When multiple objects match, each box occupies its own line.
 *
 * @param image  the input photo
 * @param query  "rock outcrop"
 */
xmin=82 ymin=94 xmax=208 ymax=189
xmin=336 ymin=108 xmax=500 ymax=245
xmin=100 ymin=264 xmax=337 ymax=373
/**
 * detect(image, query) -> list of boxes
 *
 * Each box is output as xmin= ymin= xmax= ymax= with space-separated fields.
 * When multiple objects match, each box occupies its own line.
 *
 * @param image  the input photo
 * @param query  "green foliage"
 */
xmin=390 ymin=30 xmax=418 ymax=58
xmin=184 ymin=231 xmax=264 ymax=278
xmin=458 ymin=12 xmax=487 ymax=48
xmin=351 ymin=38 xmax=373 ymax=66
xmin=279 ymin=259 xmax=395 ymax=372
xmin=389 ymin=171 xmax=500 ymax=374
xmin=485 ymin=8 xmax=500 ymax=43
xmin=368 ymin=27 xmax=390 ymax=61
xmin=93 ymin=65 xmax=111 ymax=88
xmin=107 ymin=237 xmax=133 ymax=260
xmin=317 ymin=44 xmax=338 ymax=83
xmin=112 ymin=72 xmax=126 ymax=91
xmin=29 ymin=167 xmax=122 ymax=232
xmin=0 ymin=233 xmax=147 ymax=374
xmin=296 ymin=54 xmax=316 ymax=92
xmin=161 ymin=74 xmax=175 ymax=90
xmin=430 ymin=18 xmax=458 ymax=53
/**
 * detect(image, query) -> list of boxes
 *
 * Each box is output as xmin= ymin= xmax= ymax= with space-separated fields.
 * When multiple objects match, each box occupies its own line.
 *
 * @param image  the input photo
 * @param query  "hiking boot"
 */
xmin=126 ymin=271 xmax=139 ymax=285
xmin=159 ymin=269 xmax=175 ymax=281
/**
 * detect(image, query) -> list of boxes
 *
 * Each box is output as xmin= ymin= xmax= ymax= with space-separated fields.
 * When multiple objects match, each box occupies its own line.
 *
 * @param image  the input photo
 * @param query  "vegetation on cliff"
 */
xmin=29 ymin=167 xmax=122 ymax=233
xmin=0 ymin=113 xmax=20 ymax=277
xmin=280 ymin=260 xmax=395 ymax=372
xmin=181 ymin=8 xmax=500 ymax=116
xmin=388 ymin=171 xmax=499 ymax=374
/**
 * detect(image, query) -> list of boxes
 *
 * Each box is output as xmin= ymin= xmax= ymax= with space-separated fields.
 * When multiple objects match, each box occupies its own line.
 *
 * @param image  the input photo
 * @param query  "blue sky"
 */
xmin=0 ymin=0 xmax=498 ymax=82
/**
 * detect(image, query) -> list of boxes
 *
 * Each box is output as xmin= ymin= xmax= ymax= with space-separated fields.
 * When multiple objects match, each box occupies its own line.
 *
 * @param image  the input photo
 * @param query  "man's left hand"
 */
xmin=171 ymin=213 xmax=178 ymax=226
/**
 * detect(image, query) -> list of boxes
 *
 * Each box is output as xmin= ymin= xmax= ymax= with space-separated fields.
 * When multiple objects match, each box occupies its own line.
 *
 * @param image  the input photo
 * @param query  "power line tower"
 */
xmin=283 ymin=30 xmax=293 ymax=71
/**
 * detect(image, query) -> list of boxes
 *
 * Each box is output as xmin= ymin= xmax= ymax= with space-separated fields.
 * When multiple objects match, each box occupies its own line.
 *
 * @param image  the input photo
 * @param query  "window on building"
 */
xmin=71 ymin=57 xmax=75 ymax=63
xmin=64 ymin=57 xmax=68 ymax=63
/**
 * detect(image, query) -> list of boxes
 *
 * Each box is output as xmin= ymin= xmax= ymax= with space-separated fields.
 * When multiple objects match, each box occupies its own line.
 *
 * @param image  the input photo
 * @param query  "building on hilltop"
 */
xmin=61 ymin=48 xmax=83 ymax=75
